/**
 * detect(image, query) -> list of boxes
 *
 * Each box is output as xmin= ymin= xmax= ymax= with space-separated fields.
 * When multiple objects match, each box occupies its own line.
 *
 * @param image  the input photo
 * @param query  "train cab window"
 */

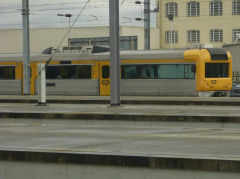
xmin=0 ymin=66 xmax=15 ymax=79
xmin=205 ymin=63 xmax=229 ymax=78
xmin=46 ymin=65 xmax=91 ymax=79
xmin=102 ymin=65 xmax=110 ymax=78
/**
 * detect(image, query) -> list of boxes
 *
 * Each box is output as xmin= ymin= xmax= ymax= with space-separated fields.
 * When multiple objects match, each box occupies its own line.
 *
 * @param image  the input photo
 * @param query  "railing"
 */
xmin=233 ymin=72 xmax=240 ymax=83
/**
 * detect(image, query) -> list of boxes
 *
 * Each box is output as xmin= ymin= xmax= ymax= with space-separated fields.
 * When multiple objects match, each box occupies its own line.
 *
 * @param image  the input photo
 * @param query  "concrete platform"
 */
xmin=0 ymin=103 xmax=240 ymax=126
xmin=0 ymin=95 xmax=240 ymax=105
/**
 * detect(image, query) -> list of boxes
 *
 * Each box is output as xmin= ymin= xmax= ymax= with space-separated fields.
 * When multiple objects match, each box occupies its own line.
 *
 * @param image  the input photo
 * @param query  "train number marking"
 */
xmin=102 ymin=80 xmax=110 ymax=86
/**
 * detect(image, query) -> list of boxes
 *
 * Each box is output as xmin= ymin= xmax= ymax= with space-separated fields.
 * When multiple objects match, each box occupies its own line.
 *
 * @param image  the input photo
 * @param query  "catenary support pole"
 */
xmin=22 ymin=0 xmax=31 ymax=95
xmin=144 ymin=0 xmax=150 ymax=50
xmin=109 ymin=0 xmax=120 ymax=106
xmin=38 ymin=64 xmax=46 ymax=106
xmin=68 ymin=16 xmax=71 ymax=46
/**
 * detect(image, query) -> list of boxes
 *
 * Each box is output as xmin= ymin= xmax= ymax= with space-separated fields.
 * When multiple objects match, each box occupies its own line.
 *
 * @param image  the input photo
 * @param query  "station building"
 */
xmin=0 ymin=26 xmax=160 ymax=54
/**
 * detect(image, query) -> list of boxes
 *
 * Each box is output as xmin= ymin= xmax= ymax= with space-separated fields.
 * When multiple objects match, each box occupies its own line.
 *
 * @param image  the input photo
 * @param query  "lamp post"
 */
xmin=167 ymin=15 xmax=174 ymax=50
xmin=57 ymin=13 xmax=72 ymax=46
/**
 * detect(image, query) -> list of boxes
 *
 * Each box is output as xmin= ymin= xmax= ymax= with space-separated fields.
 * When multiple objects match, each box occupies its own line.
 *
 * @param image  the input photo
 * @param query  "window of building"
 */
xmin=210 ymin=0 xmax=222 ymax=16
xmin=121 ymin=64 xmax=195 ymax=79
xmin=165 ymin=2 xmax=178 ymax=17
xmin=210 ymin=29 xmax=223 ymax=42
xmin=187 ymin=1 xmax=200 ymax=16
xmin=165 ymin=31 xmax=178 ymax=43
xmin=46 ymin=65 xmax=91 ymax=79
xmin=187 ymin=30 xmax=200 ymax=43
xmin=233 ymin=0 xmax=240 ymax=15
xmin=233 ymin=28 xmax=240 ymax=42
xmin=69 ymin=36 xmax=137 ymax=50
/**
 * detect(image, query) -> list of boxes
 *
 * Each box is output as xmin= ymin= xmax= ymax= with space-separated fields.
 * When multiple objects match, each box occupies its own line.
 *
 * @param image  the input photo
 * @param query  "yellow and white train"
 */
xmin=0 ymin=48 xmax=232 ymax=96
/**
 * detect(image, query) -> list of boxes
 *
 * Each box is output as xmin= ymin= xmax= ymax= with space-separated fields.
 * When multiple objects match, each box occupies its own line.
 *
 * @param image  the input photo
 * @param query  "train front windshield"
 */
xmin=205 ymin=63 xmax=229 ymax=78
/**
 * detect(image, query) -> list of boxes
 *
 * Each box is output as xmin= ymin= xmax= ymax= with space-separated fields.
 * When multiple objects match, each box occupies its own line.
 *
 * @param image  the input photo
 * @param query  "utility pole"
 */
xmin=22 ymin=0 xmax=31 ymax=95
xmin=144 ymin=0 xmax=150 ymax=50
xmin=109 ymin=0 xmax=120 ymax=106
xmin=135 ymin=0 xmax=151 ymax=50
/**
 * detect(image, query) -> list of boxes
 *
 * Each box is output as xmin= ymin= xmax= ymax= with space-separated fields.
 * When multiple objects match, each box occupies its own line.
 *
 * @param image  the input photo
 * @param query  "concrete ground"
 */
xmin=0 ymin=122 xmax=240 ymax=161
xmin=0 ymin=101 xmax=240 ymax=159
xmin=0 ymin=96 xmax=240 ymax=175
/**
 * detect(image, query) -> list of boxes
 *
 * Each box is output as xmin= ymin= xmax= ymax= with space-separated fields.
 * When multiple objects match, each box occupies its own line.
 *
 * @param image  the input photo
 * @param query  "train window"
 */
xmin=121 ymin=65 xmax=137 ymax=79
xmin=46 ymin=65 xmax=91 ymax=79
xmin=158 ymin=64 xmax=184 ymax=79
xmin=121 ymin=64 xmax=195 ymax=79
xmin=185 ymin=65 xmax=195 ymax=79
xmin=205 ymin=63 xmax=229 ymax=78
xmin=102 ymin=65 xmax=110 ymax=78
xmin=0 ymin=66 xmax=15 ymax=79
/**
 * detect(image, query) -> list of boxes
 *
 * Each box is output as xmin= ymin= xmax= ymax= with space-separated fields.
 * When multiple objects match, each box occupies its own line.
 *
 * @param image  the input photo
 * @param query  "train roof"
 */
xmin=0 ymin=50 xmax=186 ymax=62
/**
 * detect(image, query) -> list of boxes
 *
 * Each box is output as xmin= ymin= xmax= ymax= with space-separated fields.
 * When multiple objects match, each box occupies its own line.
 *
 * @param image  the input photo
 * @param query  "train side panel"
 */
xmin=120 ymin=59 xmax=197 ymax=96
xmin=120 ymin=79 xmax=197 ymax=96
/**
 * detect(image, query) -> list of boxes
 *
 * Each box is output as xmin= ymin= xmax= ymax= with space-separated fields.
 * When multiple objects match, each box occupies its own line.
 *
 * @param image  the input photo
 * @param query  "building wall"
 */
xmin=0 ymin=26 xmax=160 ymax=54
xmin=157 ymin=0 xmax=240 ymax=49
xmin=223 ymin=43 xmax=240 ymax=73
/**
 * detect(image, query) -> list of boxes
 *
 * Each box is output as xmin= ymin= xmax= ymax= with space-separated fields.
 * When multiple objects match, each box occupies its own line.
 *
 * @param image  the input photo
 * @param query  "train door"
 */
xmin=99 ymin=62 xmax=110 ymax=96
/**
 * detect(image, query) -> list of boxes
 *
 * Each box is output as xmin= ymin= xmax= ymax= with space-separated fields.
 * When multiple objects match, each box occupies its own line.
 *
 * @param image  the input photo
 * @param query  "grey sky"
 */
xmin=0 ymin=0 xmax=157 ymax=29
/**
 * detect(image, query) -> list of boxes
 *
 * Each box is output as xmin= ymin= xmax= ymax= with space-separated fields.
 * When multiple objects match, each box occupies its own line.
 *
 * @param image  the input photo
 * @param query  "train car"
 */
xmin=0 ymin=48 xmax=232 ymax=96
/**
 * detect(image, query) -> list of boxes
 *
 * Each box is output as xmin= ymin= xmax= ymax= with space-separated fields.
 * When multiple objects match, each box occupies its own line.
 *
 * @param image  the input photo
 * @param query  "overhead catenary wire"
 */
xmin=1 ymin=0 xmax=234 ymax=11
xmin=0 ymin=4 xmax=143 ymax=14
xmin=42 ymin=0 xmax=91 ymax=71
xmin=0 ymin=1 xmax=149 ymax=13
xmin=7 ymin=14 xmax=240 ymax=27
xmin=0 ymin=0 xmax=153 ymax=9
xmin=0 ymin=4 xmax=145 ymax=29
xmin=0 ymin=0 xmax=148 ymax=29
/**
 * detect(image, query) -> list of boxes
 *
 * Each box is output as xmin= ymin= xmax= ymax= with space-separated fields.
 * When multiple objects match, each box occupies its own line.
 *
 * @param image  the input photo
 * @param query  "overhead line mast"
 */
xmin=22 ymin=0 xmax=31 ymax=95
xmin=135 ymin=0 xmax=151 ymax=50
xmin=109 ymin=0 xmax=120 ymax=106
xmin=144 ymin=0 xmax=150 ymax=50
